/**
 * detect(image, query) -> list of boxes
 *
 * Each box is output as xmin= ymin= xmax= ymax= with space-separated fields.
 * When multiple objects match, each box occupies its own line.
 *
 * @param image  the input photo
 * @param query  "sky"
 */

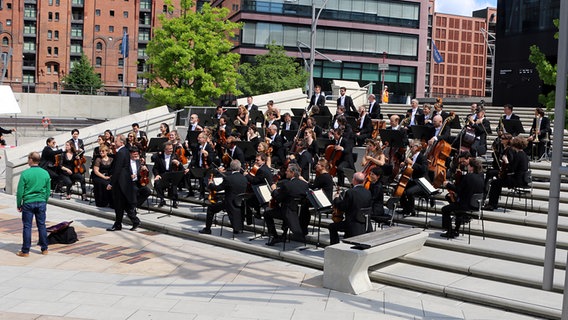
xmin=435 ymin=0 xmax=497 ymax=16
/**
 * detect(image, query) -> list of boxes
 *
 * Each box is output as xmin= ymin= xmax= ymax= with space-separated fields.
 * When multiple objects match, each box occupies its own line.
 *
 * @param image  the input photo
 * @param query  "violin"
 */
xmin=139 ymin=158 xmax=150 ymax=186
xmin=73 ymin=151 xmax=86 ymax=174
xmin=202 ymin=150 xmax=209 ymax=170
xmin=54 ymin=154 xmax=61 ymax=167
xmin=331 ymin=185 xmax=345 ymax=223
xmin=176 ymin=146 xmax=188 ymax=165
xmin=208 ymin=173 xmax=217 ymax=204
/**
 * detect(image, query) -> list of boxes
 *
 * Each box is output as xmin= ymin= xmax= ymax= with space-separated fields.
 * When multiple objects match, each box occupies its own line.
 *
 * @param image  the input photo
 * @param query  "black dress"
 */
xmin=92 ymin=157 xmax=114 ymax=207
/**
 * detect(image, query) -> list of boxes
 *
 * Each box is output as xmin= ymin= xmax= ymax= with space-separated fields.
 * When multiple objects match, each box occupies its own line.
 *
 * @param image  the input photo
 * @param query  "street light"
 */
xmin=285 ymin=0 xmax=333 ymax=99
xmin=480 ymin=28 xmax=495 ymax=98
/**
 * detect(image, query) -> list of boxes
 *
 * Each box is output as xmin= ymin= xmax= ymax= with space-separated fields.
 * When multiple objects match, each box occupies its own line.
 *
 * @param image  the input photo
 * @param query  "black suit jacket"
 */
xmin=282 ymin=120 xmax=299 ymax=131
xmin=531 ymin=117 xmax=551 ymax=140
xmin=247 ymin=164 xmax=273 ymax=186
xmin=406 ymin=108 xmax=425 ymax=126
xmin=247 ymin=104 xmax=259 ymax=111
xmin=110 ymin=146 xmax=136 ymax=205
xmin=333 ymin=185 xmax=372 ymax=224
xmin=273 ymin=177 xmax=309 ymax=235
xmin=411 ymin=151 xmax=428 ymax=179
xmin=427 ymin=123 xmax=451 ymax=142
xmin=191 ymin=142 xmax=216 ymax=168
xmin=152 ymin=152 xmax=179 ymax=176
xmin=293 ymin=150 xmax=313 ymax=181
xmin=368 ymin=101 xmax=381 ymax=119
xmin=446 ymin=172 xmax=484 ymax=210
xmin=356 ymin=115 xmax=373 ymax=135
xmin=370 ymin=181 xmax=385 ymax=216
xmin=337 ymin=95 xmax=357 ymax=113
xmin=310 ymin=93 xmax=326 ymax=109
xmin=228 ymin=145 xmax=246 ymax=165
xmin=40 ymin=146 xmax=63 ymax=169
xmin=68 ymin=138 xmax=85 ymax=152
xmin=210 ymin=171 xmax=248 ymax=216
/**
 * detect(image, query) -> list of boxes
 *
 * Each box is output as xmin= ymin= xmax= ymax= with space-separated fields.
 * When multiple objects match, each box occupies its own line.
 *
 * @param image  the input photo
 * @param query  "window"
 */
xmin=6 ymin=2 xmax=11 ymax=9
xmin=7 ymin=19 xmax=12 ymax=26
xmin=95 ymin=57 xmax=102 ymax=67
xmin=56 ymin=0 xmax=60 ymax=6
xmin=54 ymin=47 xmax=58 ymax=56
xmin=48 ymin=12 xmax=53 ymax=21
xmin=46 ymin=64 xmax=52 ymax=74
xmin=123 ymin=11 xmax=128 ymax=18
xmin=122 ymin=27 xmax=128 ymax=33
xmin=47 ymin=30 xmax=52 ymax=39
xmin=95 ymin=9 xmax=101 ymax=16
xmin=118 ymin=58 xmax=124 ymax=67
xmin=47 ymin=47 xmax=52 ymax=55
xmin=118 ymin=74 xmax=123 ymax=82
xmin=109 ymin=26 xmax=114 ymax=33
xmin=49 ymin=0 xmax=53 ymax=5
xmin=55 ymin=12 xmax=59 ymax=21
xmin=110 ymin=10 xmax=114 ymax=16
xmin=95 ymin=25 xmax=100 ymax=32
xmin=163 ymin=5 xmax=167 ymax=13
xmin=54 ymin=31 xmax=59 ymax=39
xmin=2 ymin=37 xmax=8 ymax=46
xmin=96 ymin=42 xmax=102 ymax=50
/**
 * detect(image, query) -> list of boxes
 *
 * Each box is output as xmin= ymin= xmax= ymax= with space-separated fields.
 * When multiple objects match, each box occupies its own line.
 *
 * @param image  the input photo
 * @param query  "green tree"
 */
xmin=61 ymin=54 xmax=103 ymax=95
xmin=529 ymin=19 xmax=568 ymax=126
xmin=143 ymin=1 xmax=242 ymax=109
xmin=238 ymin=43 xmax=308 ymax=96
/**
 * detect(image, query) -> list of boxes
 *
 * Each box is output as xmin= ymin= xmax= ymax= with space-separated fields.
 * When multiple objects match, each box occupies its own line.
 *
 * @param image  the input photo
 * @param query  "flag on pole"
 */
xmin=432 ymin=39 xmax=443 ymax=64
xmin=120 ymin=32 xmax=129 ymax=58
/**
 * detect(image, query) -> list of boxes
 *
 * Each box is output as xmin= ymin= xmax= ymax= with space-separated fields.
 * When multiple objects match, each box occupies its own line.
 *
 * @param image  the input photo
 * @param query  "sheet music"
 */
xmin=312 ymin=189 xmax=332 ymax=208
xmin=417 ymin=177 xmax=439 ymax=195
xmin=213 ymin=177 xmax=223 ymax=186
xmin=258 ymin=184 xmax=272 ymax=204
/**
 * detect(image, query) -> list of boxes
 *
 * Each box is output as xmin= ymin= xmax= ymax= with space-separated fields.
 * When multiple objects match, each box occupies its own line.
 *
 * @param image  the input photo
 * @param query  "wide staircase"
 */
xmin=16 ymin=105 xmax=567 ymax=319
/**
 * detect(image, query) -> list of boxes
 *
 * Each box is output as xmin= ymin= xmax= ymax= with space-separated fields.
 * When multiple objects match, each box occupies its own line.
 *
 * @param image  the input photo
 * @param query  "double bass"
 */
xmin=325 ymin=138 xmax=343 ymax=177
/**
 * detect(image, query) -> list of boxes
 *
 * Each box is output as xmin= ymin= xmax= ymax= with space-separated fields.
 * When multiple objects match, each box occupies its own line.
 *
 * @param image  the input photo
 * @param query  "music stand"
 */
xmin=307 ymin=189 xmax=333 ymax=248
xmin=291 ymin=108 xmax=305 ymax=117
xmin=157 ymin=171 xmax=185 ymax=218
xmin=186 ymin=130 xmax=200 ymax=147
xmin=147 ymin=138 xmax=168 ymax=153
xmin=312 ymin=115 xmax=331 ymax=130
xmin=503 ymin=119 xmax=525 ymax=135
xmin=281 ymin=130 xmax=298 ymax=143
xmin=249 ymin=110 xmax=264 ymax=126
xmin=224 ymin=108 xmax=238 ymax=120
xmin=379 ymin=129 xmax=405 ymax=148
xmin=234 ymin=141 xmax=256 ymax=162
xmin=415 ymin=177 xmax=441 ymax=229
xmin=410 ymin=125 xmax=435 ymax=142
xmin=449 ymin=115 xmax=462 ymax=129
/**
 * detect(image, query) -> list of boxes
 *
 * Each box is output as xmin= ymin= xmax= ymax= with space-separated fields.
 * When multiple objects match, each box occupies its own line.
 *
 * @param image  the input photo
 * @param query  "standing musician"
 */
xmin=199 ymin=159 xmax=248 ymax=235
xmin=106 ymin=134 xmax=140 ymax=232
xmin=187 ymin=132 xmax=216 ymax=199
xmin=527 ymin=107 xmax=550 ymax=160
xmin=184 ymin=113 xmax=203 ymax=152
xmin=151 ymin=141 xmax=183 ymax=208
xmin=368 ymin=94 xmax=381 ymax=120
xmin=288 ymin=139 xmax=312 ymax=181
xmin=355 ymin=106 xmax=373 ymax=146
xmin=243 ymin=152 xmax=274 ymax=224
xmin=131 ymin=123 xmax=148 ymax=151
xmin=129 ymin=147 xmax=152 ymax=209
xmin=307 ymin=158 xmax=334 ymax=201
xmin=398 ymin=141 xmax=429 ymax=216
xmin=265 ymin=124 xmax=285 ymax=166
xmin=264 ymin=163 xmax=309 ymax=246
xmin=246 ymin=96 xmax=259 ymax=112
xmin=497 ymin=104 xmax=522 ymax=136
xmin=484 ymin=136 xmax=530 ymax=211
xmin=281 ymin=113 xmax=299 ymax=131
xmin=309 ymin=85 xmax=329 ymax=116
xmin=68 ymin=129 xmax=85 ymax=153
xmin=440 ymin=158 xmax=485 ymax=238
xmin=92 ymin=145 xmax=114 ymax=208
xmin=328 ymin=172 xmax=372 ymax=245
xmin=58 ymin=141 xmax=88 ymax=201
xmin=330 ymin=128 xmax=355 ymax=187
xmin=212 ymin=105 xmax=225 ymax=121
xmin=337 ymin=86 xmax=357 ymax=113
xmin=40 ymin=137 xmax=64 ymax=189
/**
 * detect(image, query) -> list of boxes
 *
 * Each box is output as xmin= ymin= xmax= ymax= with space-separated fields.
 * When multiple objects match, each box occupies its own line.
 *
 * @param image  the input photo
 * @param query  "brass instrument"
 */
xmin=534 ymin=116 xmax=541 ymax=143
xmin=498 ymin=116 xmax=506 ymax=135
xmin=400 ymin=116 xmax=411 ymax=127
xmin=234 ymin=119 xmax=241 ymax=126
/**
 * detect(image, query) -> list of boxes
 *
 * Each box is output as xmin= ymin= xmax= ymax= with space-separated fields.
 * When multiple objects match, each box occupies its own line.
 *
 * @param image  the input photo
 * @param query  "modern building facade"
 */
xmin=215 ymin=0 xmax=429 ymax=102
xmin=427 ymin=7 xmax=496 ymax=99
xmin=493 ymin=0 xmax=560 ymax=107
xmin=0 ymin=0 xmax=185 ymax=95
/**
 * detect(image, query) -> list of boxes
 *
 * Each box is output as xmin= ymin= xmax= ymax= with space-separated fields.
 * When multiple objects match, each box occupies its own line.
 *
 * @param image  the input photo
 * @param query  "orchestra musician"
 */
xmin=302 ymin=116 xmax=323 ymax=138
xmin=422 ymin=104 xmax=433 ymax=124
xmin=68 ymin=128 xmax=85 ymax=153
xmin=309 ymin=85 xmax=330 ymax=116
xmin=246 ymin=124 xmax=261 ymax=151
xmin=92 ymin=145 xmax=114 ymax=208
xmin=398 ymin=141 xmax=428 ymax=216
xmin=303 ymin=126 xmax=318 ymax=157
xmin=467 ymin=108 xmax=492 ymax=157
xmin=406 ymin=99 xmax=425 ymax=127
xmin=129 ymin=147 xmax=152 ymax=209
xmin=92 ymin=135 xmax=107 ymax=165
xmin=432 ymin=101 xmax=450 ymax=121
xmin=126 ymin=131 xmax=143 ymax=152
xmin=355 ymin=106 xmax=373 ymax=146
xmin=187 ymin=132 xmax=215 ymax=199
xmin=337 ymin=86 xmax=357 ymax=113
xmin=265 ymin=124 xmax=285 ymax=166
xmin=199 ymin=159 xmax=248 ymax=235
xmin=288 ymin=139 xmax=312 ymax=181
xmin=257 ymin=142 xmax=273 ymax=168
xmin=243 ymin=152 xmax=274 ymax=224
xmin=307 ymin=158 xmax=334 ymax=201
xmin=465 ymin=103 xmax=479 ymax=126
xmin=281 ymin=113 xmax=299 ymax=131
xmin=106 ymin=134 xmax=140 ymax=232
xmin=265 ymin=100 xmax=281 ymax=120
xmin=362 ymin=138 xmax=386 ymax=171
xmin=264 ymin=111 xmax=281 ymax=133
xmin=131 ymin=123 xmax=148 ymax=149
xmin=484 ymin=136 xmax=530 ymax=211
xmin=246 ymin=96 xmax=259 ymax=112
xmin=213 ymin=105 xmax=225 ymax=121
xmin=332 ymin=106 xmax=346 ymax=130
xmin=157 ymin=122 xmax=170 ymax=138
xmin=497 ymin=104 xmax=522 ymax=136
xmin=184 ymin=113 xmax=203 ymax=150
xmin=151 ymin=141 xmax=183 ymax=208
xmin=39 ymin=137 xmax=63 ymax=189
xmin=368 ymin=94 xmax=381 ymax=120
xmin=426 ymin=115 xmax=451 ymax=147
xmin=103 ymin=129 xmax=114 ymax=147
xmin=440 ymin=158 xmax=485 ymax=238
xmin=368 ymin=167 xmax=388 ymax=224
xmin=223 ymin=136 xmax=246 ymax=168
xmin=328 ymin=172 xmax=372 ymax=245
xmin=58 ymin=141 xmax=87 ymax=201
xmin=527 ymin=107 xmax=550 ymax=160
xmin=485 ymin=133 xmax=512 ymax=196
xmin=331 ymin=127 xmax=355 ymax=187
xmin=264 ymin=163 xmax=309 ymax=246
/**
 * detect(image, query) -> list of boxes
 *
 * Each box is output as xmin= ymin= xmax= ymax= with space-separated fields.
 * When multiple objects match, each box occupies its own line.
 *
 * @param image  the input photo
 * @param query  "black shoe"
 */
xmin=199 ymin=194 xmax=206 ymax=200
xmin=440 ymin=231 xmax=455 ymax=239
xmin=186 ymin=192 xmax=195 ymax=198
xmin=158 ymin=200 xmax=166 ymax=208
xmin=483 ymin=204 xmax=495 ymax=211
xmin=266 ymin=236 xmax=284 ymax=246
xmin=403 ymin=211 xmax=416 ymax=217
xmin=233 ymin=230 xmax=241 ymax=235
xmin=429 ymin=198 xmax=436 ymax=207
xmin=172 ymin=201 xmax=179 ymax=209
xmin=199 ymin=228 xmax=211 ymax=234
xmin=130 ymin=223 xmax=140 ymax=231
xmin=106 ymin=226 xmax=122 ymax=231
xmin=453 ymin=230 xmax=460 ymax=237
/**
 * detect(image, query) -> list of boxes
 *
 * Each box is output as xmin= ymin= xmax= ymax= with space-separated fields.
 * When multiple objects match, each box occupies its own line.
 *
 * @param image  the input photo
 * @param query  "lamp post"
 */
xmin=480 ymin=28 xmax=495 ymax=98
xmin=308 ymin=0 xmax=331 ymax=99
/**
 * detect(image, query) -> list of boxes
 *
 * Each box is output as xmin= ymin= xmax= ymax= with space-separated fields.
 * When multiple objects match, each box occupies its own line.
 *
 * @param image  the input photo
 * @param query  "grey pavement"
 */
xmin=0 ymin=192 xmax=542 ymax=320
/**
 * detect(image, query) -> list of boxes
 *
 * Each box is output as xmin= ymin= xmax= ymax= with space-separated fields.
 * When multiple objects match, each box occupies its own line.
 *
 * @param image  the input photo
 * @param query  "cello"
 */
xmin=325 ymin=134 xmax=344 ymax=176
xmin=427 ymin=112 xmax=455 ymax=188
xmin=331 ymin=184 xmax=345 ymax=223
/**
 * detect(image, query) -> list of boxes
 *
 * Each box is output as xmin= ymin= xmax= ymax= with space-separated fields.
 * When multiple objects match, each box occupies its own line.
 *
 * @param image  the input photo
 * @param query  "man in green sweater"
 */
xmin=16 ymin=151 xmax=51 ymax=257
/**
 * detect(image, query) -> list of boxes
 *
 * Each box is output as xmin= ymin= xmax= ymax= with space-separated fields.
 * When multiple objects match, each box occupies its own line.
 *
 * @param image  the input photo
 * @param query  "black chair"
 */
xmin=456 ymin=193 xmax=485 ymax=244
xmin=372 ymin=197 xmax=399 ymax=231
xmin=220 ymin=193 xmax=255 ymax=239
xmin=504 ymin=170 xmax=533 ymax=215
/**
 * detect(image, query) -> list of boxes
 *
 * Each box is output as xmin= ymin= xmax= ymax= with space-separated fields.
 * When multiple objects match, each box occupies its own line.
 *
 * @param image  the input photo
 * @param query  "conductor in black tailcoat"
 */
xmin=200 ymin=160 xmax=248 ymax=234
xmin=328 ymin=172 xmax=372 ymax=244
xmin=107 ymin=134 xmax=139 ymax=231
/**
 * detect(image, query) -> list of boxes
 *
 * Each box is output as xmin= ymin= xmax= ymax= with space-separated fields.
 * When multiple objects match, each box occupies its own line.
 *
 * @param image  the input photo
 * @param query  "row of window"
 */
xmin=47 ymin=30 xmax=60 ymax=40
xmin=95 ymin=9 xmax=129 ymax=18
xmin=242 ymin=22 xmax=419 ymax=59
xmin=95 ymin=57 xmax=125 ymax=68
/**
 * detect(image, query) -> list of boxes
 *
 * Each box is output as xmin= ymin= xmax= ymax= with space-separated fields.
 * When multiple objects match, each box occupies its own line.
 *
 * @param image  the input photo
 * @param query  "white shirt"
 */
xmin=130 ymin=160 xmax=138 ymax=181
xmin=164 ymin=154 xmax=171 ymax=171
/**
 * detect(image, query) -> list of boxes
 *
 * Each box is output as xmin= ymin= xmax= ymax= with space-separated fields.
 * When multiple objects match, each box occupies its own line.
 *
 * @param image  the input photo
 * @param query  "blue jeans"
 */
xmin=21 ymin=201 xmax=48 ymax=253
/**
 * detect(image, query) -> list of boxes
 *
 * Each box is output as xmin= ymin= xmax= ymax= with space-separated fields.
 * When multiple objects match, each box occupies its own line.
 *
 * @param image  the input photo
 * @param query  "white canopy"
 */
xmin=0 ymin=85 xmax=21 ymax=114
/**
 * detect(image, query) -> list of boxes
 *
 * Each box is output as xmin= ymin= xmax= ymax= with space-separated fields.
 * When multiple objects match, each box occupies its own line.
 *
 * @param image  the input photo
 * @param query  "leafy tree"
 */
xmin=238 ymin=43 xmax=308 ymax=96
xmin=61 ymin=54 xmax=103 ymax=95
xmin=529 ymin=19 xmax=568 ymax=126
xmin=143 ymin=1 xmax=242 ymax=109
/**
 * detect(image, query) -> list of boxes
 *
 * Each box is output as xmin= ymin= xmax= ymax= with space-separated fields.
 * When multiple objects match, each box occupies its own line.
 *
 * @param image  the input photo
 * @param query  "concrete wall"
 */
xmin=3 ymin=106 xmax=175 ymax=195
xmin=14 ymin=93 xmax=130 ymax=119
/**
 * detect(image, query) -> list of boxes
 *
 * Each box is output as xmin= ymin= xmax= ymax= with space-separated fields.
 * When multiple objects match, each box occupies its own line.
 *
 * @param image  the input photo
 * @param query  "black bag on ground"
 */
xmin=48 ymin=226 xmax=78 ymax=244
